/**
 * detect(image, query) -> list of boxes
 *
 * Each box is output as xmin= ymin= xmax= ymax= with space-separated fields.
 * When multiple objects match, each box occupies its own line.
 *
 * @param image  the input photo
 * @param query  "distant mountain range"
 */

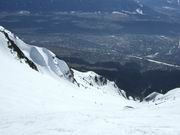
xmin=0 ymin=0 xmax=147 ymax=12
xmin=0 ymin=0 xmax=179 ymax=12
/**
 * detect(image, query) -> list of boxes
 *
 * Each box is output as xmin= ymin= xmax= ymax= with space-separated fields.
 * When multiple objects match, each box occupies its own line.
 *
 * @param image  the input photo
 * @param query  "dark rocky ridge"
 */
xmin=0 ymin=30 xmax=38 ymax=71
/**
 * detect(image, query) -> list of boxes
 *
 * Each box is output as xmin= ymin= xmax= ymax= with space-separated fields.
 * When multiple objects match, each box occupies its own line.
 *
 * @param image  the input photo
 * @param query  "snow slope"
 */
xmin=73 ymin=70 xmax=127 ymax=97
xmin=0 ymin=26 xmax=180 ymax=135
xmin=0 ymin=26 xmax=74 ymax=81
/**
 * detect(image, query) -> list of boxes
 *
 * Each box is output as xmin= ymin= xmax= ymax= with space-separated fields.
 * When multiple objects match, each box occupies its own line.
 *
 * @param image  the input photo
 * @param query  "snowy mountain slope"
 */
xmin=0 ymin=26 xmax=180 ymax=135
xmin=0 ymin=26 xmax=125 ymax=95
xmin=73 ymin=70 xmax=127 ymax=97
xmin=0 ymin=47 xmax=126 ymax=114
xmin=0 ymin=26 xmax=122 ymax=96
xmin=0 ymin=26 xmax=128 ymax=113
xmin=0 ymin=26 xmax=74 ymax=81
xmin=144 ymin=88 xmax=180 ymax=103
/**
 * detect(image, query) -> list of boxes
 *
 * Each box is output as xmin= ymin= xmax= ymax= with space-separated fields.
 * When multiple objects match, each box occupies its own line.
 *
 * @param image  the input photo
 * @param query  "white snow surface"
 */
xmin=73 ymin=70 xmax=125 ymax=97
xmin=136 ymin=8 xmax=143 ymax=15
xmin=0 ymin=26 xmax=72 ymax=81
xmin=0 ymin=26 xmax=180 ymax=135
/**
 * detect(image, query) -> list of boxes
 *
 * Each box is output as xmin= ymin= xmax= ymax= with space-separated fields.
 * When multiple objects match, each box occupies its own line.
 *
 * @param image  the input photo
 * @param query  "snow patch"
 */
xmin=136 ymin=8 xmax=143 ymax=15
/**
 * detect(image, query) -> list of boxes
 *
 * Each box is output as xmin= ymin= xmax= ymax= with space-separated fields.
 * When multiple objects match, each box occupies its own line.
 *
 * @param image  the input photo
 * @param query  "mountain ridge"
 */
xmin=0 ymin=26 xmax=124 ymax=97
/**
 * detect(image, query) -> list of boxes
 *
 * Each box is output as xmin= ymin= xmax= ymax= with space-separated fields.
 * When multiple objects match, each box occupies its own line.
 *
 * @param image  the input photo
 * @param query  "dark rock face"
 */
xmin=94 ymin=75 xmax=108 ymax=86
xmin=0 ymin=30 xmax=38 ymax=71
xmin=144 ymin=92 xmax=161 ymax=102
